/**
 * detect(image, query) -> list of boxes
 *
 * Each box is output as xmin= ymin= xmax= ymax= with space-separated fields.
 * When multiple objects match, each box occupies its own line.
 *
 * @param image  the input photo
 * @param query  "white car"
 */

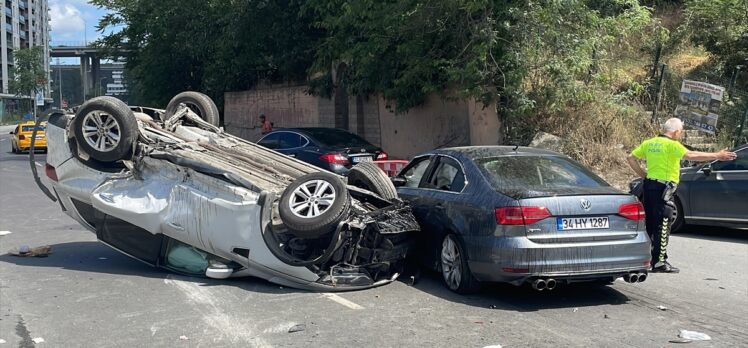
xmin=33 ymin=92 xmax=418 ymax=291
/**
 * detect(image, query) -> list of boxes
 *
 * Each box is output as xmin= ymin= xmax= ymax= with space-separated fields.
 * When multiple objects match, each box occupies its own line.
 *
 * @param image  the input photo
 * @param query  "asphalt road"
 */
xmin=1 ymin=126 xmax=746 ymax=347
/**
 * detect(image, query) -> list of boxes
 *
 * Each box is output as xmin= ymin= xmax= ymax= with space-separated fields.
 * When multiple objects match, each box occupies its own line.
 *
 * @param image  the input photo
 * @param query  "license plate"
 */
xmin=557 ymin=216 xmax=610 ymax=230
xmin=352 ymin=156 xmax=373 ymax=163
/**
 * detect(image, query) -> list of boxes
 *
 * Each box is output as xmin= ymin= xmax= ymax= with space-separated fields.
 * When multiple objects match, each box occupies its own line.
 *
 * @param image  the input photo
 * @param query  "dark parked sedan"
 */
xmin=258 ymin=128 xmax=388 ymax=175
xmin=630 ymin=144 xmax=747 ymax=232
xmin=395 ymin=146 xmax=651 ymax=293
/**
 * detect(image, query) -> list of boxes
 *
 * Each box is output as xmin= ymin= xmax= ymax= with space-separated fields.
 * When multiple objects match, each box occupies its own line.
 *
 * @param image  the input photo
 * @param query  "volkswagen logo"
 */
xmin=580 ymin=199 xmax=592 ymax=211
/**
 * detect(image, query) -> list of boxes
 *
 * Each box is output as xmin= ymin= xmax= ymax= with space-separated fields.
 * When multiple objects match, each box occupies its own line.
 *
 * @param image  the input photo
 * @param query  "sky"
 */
xmin=49 ymin=0 xmax=109 ymax=46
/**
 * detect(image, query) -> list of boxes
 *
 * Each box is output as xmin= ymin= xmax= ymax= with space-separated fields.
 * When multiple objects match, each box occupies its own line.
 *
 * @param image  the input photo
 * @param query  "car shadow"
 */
xmin=407 ymin=269 xmax=631 ymax=312
xmin=673 ymin=226 xmax=747 ymax=244
xmin=0 ymin=241 xmax=305 ymax=295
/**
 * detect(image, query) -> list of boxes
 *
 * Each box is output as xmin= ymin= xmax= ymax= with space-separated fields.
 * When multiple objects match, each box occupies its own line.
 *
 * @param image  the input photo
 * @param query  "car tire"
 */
xmin=11 ymin=143 xmax=17 ymax=153
xmin=72 ymin=96 xmax=139 ymax=163
xmin=279 ymin=172 xmax=351 ymax=239
xmin=441 ymin=234 xmax=480 ymax=294
xmin=163 ymin=91 xmax=220 ymax=127
xmin=347 ymin=162 xmax=398 ymax=200
xmin=671 ymin=197 xmax=685 ymax=233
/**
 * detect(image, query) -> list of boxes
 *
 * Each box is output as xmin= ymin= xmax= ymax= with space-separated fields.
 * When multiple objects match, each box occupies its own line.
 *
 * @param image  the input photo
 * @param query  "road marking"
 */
xmin=0 ymin=138 xmax=6 ymax=141
xmin=321 ymin=293 xmax=364 ymax=310
xmin=35 ymin=162 xmax=42 ymax=167
xmin=164 ymin=275 xmax=272 ymax=347
xmin=0 ymin=231 xmax=11 ymax=236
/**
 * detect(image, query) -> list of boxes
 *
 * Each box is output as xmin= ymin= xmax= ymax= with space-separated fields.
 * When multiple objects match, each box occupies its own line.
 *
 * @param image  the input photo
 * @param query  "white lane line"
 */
xmin=321 ymin=293 xmax=364 ymax=310
xmin=0 ymin=138 xmax=6 ymax=141
xmin=164 ymin=275 xmax=272 ymax=347
xmin=0 ymin=230 xmax=11 ymax=236
xmin=35 ymin=162 xmax=42 ymax=167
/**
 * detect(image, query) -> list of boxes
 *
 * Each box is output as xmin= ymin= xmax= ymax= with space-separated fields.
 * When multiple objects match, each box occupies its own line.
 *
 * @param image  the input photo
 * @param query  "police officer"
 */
xmin=627 ymin=118 xmax=736 ymax=273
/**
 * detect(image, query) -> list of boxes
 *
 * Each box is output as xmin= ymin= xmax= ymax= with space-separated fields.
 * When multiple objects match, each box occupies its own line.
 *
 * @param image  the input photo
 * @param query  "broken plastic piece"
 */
xmin=0 ymin=338 xmax=6 ymax=344
xmin=657 ymin=305 xmax=667 ymax=311
xmin=8 ymin=245 xmax=52 ymax=257
xmin=32 ymin=337 xmax=45 ymax=344
xmin=179 ymin=335 xmax=189 ymax=340
xmin=668 ymin=338 xmax=692 ymax=344
xmin=679 ymin=330 xmax=711 ymax=341
xmin=288 ymin=324 xmax=306 ymax=333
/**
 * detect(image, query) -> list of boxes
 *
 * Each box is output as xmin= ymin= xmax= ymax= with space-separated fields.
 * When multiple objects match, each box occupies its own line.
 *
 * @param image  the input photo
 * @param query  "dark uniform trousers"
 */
xmin=642 ymin=179 xmax=676 ymax=265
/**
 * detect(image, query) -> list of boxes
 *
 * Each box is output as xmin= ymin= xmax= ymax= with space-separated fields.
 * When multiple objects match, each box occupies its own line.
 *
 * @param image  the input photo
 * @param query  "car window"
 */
xmin=476 ymin=155 xmax=609 ymax=195
xmin=22 ymin=125 xmax=45 ymax=132
xmin=427 ymin=157 xmax=465 ymax=192
xmin=302 ymin=128 xmax=371 ymax=148
xmin=278 ymin=132 xmax=305 ymax=149
xmin=401 ymin=158 xmax=432 ymax=188
xmin=711 ymin=149 xmax=748 ymax=171
xmin=258 ymin=133 xmax=280 ymax=149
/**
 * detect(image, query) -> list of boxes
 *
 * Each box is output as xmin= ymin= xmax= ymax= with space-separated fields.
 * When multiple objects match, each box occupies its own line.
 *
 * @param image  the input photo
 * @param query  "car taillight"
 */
xmin=45 ymin=163 xmax=58 ymax=182
xmin=495 ymin=206 xmax=552 ymax=225
xmin=320 ymin=153 xmax=350 ymax=165
xmin=18 ymin=134 xmax=25 ymax=140
xmin=618 ymin=202 xmax=645 ymax=220
xmin=376 ymin=151 xmax=388 ymax=160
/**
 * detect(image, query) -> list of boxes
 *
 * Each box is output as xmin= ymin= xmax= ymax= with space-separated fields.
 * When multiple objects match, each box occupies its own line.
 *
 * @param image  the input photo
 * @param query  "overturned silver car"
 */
xmin=33 ymin=92 xmax=418 ymax=291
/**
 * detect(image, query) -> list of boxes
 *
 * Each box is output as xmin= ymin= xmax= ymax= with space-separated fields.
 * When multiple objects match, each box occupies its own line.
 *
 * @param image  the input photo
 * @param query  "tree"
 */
xmin=91 ymin=0 xmax=320 ymax=110
xmin=685 ymin=0 xmax=748 ymax=87
xmin=10 ymin=47 xmax=47 ymax=117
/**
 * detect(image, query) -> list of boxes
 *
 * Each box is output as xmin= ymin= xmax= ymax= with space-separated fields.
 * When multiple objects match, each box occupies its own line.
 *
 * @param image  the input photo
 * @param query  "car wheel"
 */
xmin=441 ymin=234 xmax=480 ymax=294
xmin=347 ymin=162 xmax=398 ymax=200
xmin=279 ymin=172 xmax=351 ymax=239
xmin=163 ymin=91 xmax=220 ymax=127
xmin=72 ymin=96 xmax=139 ymax=163
xmin=671 ymin=197 xmax=685 ymax=233
xmin=11 ymin=143 xmax=17 ymax=153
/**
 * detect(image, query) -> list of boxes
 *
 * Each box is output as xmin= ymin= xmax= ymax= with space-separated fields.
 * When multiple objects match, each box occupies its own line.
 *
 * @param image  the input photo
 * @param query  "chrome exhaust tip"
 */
xmin=637 ymin=273 xmax=647 ymax=282
xmin=546 ymin=278 xmax=557 ymax=290
xmin=624 ymin=273 xmax=639 ymax=283
xmin=532 ymin=279 xmax=547 ymax=291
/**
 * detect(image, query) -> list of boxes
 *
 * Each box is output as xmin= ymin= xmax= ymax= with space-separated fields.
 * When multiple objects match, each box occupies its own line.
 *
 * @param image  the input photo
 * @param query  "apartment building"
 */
xmin=0 ymin=0 xmax=50 ymax=96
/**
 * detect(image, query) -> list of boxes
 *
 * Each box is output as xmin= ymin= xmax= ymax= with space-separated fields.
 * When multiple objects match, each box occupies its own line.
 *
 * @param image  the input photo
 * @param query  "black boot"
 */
xmin=652 ymin=261 xmax=679 ymax=273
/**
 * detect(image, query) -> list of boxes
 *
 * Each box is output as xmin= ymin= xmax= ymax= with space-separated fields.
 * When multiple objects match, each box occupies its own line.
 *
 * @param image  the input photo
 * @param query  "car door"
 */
xmin=688 ymin=148 xmax=748 ymax=222
xmin=275 ymin=131 xmax=308 ymax=158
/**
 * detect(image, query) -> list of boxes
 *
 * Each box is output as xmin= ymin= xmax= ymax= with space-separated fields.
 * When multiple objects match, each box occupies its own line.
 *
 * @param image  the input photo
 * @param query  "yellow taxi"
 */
xmin=10 ymin=121 xmax=47 ymax=153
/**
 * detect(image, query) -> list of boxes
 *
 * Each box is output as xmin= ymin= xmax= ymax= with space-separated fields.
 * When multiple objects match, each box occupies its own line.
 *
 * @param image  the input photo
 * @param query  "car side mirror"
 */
xmin=8 ymin=131 xmax=13 ymax=135
xmin=702 ymin=164 xmax=712 ymax=176
xmin=391 ymin=176 xmax=406 ymax=187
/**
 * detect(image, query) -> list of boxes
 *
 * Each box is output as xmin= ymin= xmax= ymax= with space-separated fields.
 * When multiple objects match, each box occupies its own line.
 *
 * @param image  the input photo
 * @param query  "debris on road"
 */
xmin=8 ymin=245 xmax=52 ymax=257
xmin=657 ymin=305 xmax=668 ymax=311
xmin=483 ymin=345 xmax=502 ymax=348
xmin=704 ymin=278 xmax=718 ymax=281
xmin=288 ymin=324 xmax=306 ymax=333
xmin=179 ymin=335 xmax=189 ymax=340
xmin=488 ymin=305 xmax=497 ymax=309
xmin=572 ymin=308 xmax=578 ymax=313
xmin=31 ymin=337 xmax=45 ymax=344
xmin=604 ymin=314 xmax=610 ymax=319
xmin=668 ymin=338 xmax=692 ymax=344
xmin=679 ymin=330 xmax=711 ymax=341
xmin=0 ymin=231 xmax=11 ymax=236
xmin=0 ymin=338 xmax=6 ymax=344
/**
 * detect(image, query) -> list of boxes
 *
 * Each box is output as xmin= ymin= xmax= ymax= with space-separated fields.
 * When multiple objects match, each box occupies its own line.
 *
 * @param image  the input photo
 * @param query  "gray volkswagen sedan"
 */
xmin=395 ymin=146 xmax=652 ymax=293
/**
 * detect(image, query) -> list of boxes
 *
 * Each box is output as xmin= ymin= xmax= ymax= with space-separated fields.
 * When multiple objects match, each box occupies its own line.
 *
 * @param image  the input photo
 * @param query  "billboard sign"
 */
xmin=674 ymin=80 xmax=724 ymax=133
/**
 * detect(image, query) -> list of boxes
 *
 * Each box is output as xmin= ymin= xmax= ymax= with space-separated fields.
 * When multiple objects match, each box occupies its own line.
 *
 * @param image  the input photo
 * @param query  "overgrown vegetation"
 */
xmin=91 ymin=0 xmax=747 ymax=186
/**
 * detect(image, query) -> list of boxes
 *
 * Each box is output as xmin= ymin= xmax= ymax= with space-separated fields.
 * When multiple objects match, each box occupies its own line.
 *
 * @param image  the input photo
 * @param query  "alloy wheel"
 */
xmin=81 ymin=111 xmax=121 ymax=152
xmin=441 ymin=236 xmax=462 ymax=290
xmin=288 ymin=179 xmax=337 ymax=218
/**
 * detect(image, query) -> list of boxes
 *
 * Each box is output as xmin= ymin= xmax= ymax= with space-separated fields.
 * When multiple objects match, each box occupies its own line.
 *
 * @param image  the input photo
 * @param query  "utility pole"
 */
xmin=652 ymin=64 xmax=667 ymax=123
xmin=57 ymin=58 xmax=62 ymax=108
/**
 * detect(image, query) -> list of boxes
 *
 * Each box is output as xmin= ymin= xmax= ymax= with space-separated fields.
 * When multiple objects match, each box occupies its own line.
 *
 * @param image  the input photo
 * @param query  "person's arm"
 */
xmin=683 ymin=148 xmax=737 ymax=162
xmin=627 ymin=155 xmax=647 ymax=179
